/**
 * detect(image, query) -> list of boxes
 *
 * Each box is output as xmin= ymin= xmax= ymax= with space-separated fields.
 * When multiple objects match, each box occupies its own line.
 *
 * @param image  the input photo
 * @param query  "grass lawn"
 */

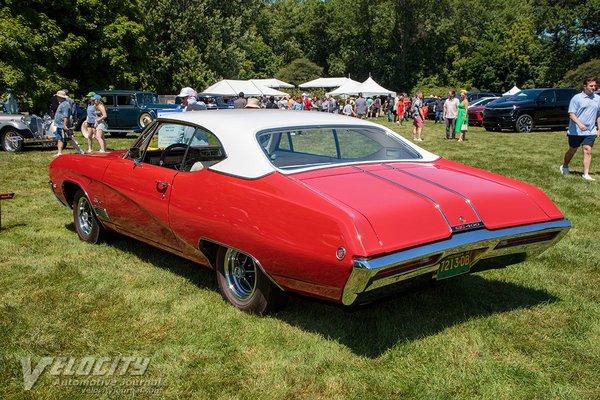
xmin=0 ymin=119 xmax=599 ymax=399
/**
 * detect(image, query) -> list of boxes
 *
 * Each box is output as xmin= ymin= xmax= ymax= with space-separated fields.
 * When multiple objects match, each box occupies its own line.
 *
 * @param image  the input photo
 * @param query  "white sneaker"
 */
xmin=87 ymin=149 xmax=93 ymax=153
xmin=53 ymin=153 xmax=62 ymax=158
xmin=559 ymin=165 xmax=569 ymax=175
xmin=582 ymin=174 xmax=595 ymax=182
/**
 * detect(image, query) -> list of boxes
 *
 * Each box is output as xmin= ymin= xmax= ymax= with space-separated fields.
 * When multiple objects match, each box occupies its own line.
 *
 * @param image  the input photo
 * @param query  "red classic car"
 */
xmin=49 ymin=110 xmax=570 ymax=313
xmin=467 ymin=97 xmax=501 ymax=126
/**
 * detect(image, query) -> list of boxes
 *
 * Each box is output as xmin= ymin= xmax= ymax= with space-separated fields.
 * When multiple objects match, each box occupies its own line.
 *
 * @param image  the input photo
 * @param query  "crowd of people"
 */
xmin=47 ymin=78 xmax=599 ymax=182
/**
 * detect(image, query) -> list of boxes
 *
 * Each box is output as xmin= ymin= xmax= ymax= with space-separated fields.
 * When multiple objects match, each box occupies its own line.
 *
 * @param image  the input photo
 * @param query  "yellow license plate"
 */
xmin=436 ymin=251 xmax=471 ymax=280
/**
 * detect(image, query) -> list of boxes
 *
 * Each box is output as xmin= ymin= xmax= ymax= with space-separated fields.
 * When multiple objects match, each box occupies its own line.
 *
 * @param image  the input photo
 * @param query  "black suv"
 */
xmin=483 ymin=88 xmax=578 ymax=132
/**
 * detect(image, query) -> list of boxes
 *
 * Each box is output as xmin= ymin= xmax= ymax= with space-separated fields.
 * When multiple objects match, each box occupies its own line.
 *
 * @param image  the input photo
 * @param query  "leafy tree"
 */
xmin=275 ymin=57 xmax=322 ymax=86
xmin=560 ymin=59 xmax=600 ymax=88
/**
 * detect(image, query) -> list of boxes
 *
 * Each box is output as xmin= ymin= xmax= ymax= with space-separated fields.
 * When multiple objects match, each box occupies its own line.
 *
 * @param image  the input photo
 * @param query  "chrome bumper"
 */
xmin=342 ymin=219 xmax=571 ymax=305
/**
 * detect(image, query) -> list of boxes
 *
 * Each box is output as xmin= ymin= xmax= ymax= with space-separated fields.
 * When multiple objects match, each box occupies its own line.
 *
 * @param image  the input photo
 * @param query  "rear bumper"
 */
xmin=342 ymin=219 xmax=570 ymax=305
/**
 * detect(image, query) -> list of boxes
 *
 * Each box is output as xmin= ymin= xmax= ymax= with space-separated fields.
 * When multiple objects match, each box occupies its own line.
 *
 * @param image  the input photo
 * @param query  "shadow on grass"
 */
xmin=276 ymin=275 xmax=557 ymax=358
xmin=76 ymin=229 xmax=557 ymax=358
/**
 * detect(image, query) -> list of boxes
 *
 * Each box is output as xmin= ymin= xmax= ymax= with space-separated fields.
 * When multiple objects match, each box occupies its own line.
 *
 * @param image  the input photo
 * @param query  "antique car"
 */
xmin=92 ymin=90 xmax=177 ymax=137
xmin=49 ymin=111 xmax=570 ymax=313
xmin=1 ymin=102 xmax=56 ymax=152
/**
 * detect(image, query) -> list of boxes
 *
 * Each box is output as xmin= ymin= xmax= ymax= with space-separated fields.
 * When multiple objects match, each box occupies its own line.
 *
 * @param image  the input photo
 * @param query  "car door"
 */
xmin=101 ymin=122 xmax=188 ymax=252
xmin=101 ymin=94 xmax=119 ymax=129
xmin=555 ymin=89 xmax=576 ymax=127
xmin=535 ymin=90 xmax=556 ymax=127
xmin=115 ymin=94 xmax=138 ymax=129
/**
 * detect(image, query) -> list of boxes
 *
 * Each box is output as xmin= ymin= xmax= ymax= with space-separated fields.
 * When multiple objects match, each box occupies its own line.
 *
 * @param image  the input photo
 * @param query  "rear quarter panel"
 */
xmin=169 ymin=171 xmax=382 ymax=301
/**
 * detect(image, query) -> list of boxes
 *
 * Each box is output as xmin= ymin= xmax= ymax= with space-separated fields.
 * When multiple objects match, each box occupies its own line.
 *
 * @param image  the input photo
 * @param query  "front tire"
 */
xmin=73 ymin=189 xmax=105 ymax=243
xmin=216 ymin=247 xmax=285 ymax=314
xmin=515 ymin=114 xmax=534 ymax=132
xmin=1 ymin=128 xmax=24 ymax=152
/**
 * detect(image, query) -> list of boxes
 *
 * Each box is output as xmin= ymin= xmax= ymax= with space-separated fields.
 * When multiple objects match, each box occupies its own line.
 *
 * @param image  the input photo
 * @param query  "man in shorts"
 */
xmin=560 ymin=77 xmax=600 ymax=181
xmin=412 ymin=91 xmax=425 ymax=141
xmin=53 ymin=90 xmax=83 ymax=157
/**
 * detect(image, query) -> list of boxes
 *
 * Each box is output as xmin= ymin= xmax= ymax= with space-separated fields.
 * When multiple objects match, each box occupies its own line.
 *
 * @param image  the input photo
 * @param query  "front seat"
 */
xmin=190 ymin=161 xmax=204 ymax=172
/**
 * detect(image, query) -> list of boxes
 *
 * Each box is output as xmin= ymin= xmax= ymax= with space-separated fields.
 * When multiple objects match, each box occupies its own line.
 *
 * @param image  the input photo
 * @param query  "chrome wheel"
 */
xmin=516 ymin=114 xmax=533 ymax=132
xmin=223 ymin=248 xmax=257 ymax=303
xmin=76 ymin=196 xmax=94 ymax=238
xmin=2 ymin=129 xmax=24 ymax=152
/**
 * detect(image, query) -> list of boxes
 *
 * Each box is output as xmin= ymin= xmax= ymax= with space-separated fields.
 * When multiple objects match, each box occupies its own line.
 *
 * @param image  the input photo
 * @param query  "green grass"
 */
xmin=1 ymin=121 xmax=599 ymax=399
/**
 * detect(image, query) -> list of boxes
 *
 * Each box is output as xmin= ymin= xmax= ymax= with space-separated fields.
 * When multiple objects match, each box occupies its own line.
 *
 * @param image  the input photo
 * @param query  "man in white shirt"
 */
xmin=443 ymin=90 xmax=460 ymax=139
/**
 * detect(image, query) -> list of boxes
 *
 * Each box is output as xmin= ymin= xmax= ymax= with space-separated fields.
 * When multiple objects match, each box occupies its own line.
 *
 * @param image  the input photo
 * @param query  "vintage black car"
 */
xmin=483 ymin=88 xmax=578 ymax=132
xmin=93 ymin=90 xmax=177 ymax=137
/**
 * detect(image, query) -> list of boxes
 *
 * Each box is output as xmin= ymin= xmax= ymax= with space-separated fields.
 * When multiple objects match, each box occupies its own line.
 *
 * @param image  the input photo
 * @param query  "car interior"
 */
xmin=136 ymin=122 xmax=226 ymax=172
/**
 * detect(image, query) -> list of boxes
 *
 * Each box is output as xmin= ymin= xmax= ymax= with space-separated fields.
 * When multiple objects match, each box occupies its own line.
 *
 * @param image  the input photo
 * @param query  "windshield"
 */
xmin=257 ymin=126 xmax=422 ymax=170
xmin=136 ymin=93 xmax=159 ymax=105
xmin=509 ymin=89 xmax=543 ymax=101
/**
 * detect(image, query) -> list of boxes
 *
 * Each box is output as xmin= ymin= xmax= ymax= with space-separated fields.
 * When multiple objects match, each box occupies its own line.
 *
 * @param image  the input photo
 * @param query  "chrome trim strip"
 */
xmin=350 ymin=165 xmax=453 ymax=232
xmin=381 ymin=163 xmax=484 ymax=222
xmin=342 ymin=219 xmax=571 ymax=305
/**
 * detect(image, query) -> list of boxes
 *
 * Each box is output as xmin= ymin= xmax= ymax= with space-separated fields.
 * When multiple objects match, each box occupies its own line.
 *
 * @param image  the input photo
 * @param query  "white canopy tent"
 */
xmin=199 ymin=80 xmax=288 ymax=97
xmin=249 ymin=78 xmax=294 ymax=89
xmin=298 ymin=77 xmax=357 ymax=89
xmin=503 ymin=85 xmax=521 ymax=96
xmin=327 ymin=77 xmax=395 ymax=97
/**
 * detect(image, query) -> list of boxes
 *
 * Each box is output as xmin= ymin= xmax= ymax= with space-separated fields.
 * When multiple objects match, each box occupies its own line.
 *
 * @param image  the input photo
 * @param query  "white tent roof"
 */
xmin=250 ymin=78 xmax=294 ymax=88
xmin=326 ymin=80 xmax=361 ymax=97
xmin=503 ymin=85 xmax=521 ymax=96
xmin=200 ymin=80 xmax=288 ymax=97
xmin=299 ymin=77 xmax=357 ymax=89
xmin=327 ymin=77 xmax=395 ymax=97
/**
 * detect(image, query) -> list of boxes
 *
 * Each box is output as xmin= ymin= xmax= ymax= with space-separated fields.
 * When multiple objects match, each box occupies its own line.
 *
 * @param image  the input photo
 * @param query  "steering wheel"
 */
xmin=159 ymin=143 xmax=190 ymax=167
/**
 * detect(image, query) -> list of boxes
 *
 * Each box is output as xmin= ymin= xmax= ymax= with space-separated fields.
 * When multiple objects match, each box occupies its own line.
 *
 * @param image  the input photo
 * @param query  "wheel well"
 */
xmin=62 ymin=181 xmax=83 ymax=208
xmin=198 ymin=239 xmax=224 ymax=268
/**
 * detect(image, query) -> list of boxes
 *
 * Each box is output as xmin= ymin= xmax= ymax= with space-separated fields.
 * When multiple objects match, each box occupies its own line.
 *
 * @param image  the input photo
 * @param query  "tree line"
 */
xmin=1 ymin=0 xmax=598 ymax=113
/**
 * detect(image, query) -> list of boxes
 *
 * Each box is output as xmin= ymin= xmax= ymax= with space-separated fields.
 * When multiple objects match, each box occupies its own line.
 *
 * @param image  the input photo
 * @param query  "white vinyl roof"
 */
xmin=156 ymin=110 xmax=438 ymax=179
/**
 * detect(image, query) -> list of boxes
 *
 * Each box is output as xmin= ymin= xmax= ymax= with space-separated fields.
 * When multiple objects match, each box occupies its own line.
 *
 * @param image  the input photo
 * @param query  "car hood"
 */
xmin=292 ymin=160 xmax=564 ymax=253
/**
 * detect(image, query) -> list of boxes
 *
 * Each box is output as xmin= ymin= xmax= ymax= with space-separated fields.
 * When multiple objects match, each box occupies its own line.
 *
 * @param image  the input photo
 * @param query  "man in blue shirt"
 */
xmin=559 ymin=77 xmax=600 ymax=181
xmin=54 ymin=90 xmax=83 ymax=157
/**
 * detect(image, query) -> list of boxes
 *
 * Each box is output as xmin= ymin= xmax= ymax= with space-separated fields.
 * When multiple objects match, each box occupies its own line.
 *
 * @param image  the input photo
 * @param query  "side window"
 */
xmin=117 ymin=95 xmax=136 ymax=107
xmin=538 ymin=90 xmax=556 ymax=104
xmin=556 ymin=90 xmax=575 ymax=103
xmin=103 ymin=96 xmax=115 ymax=106
xmin=138 ymin=122 xmax=224 ymax=170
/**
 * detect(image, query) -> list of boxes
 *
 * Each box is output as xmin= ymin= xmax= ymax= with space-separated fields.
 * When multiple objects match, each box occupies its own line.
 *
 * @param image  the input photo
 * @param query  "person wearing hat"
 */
xmin=244 ymin=97 xmax=261 ymax=109
xmin=176 ymin=87 xmax=206 ymax=111
xmin=53 ymin=90 xmax=83 ymax=157
xmin=82 ymin=92 xmax=97 ymax=152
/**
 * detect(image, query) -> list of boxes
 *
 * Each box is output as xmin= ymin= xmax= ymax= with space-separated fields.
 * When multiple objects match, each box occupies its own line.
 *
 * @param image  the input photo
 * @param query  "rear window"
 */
xmin=258 ymin=126 xmax=421 ymax=170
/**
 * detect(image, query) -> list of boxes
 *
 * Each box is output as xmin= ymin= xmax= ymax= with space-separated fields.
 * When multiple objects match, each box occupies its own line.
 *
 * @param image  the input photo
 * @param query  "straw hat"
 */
xmin=245 ymin=98 xmax=260 ymax=109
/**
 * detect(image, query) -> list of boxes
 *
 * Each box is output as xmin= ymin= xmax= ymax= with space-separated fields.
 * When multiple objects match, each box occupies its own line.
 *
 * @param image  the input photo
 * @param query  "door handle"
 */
xmin=156 ymin=181 xmax=169 ymax=191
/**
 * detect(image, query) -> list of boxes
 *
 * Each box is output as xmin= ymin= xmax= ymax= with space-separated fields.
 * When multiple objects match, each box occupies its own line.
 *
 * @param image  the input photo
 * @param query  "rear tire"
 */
xmin=216 ymin=247 xmax=286 ymax=314
xmin=73 ymin=189 xmax=105 ymax=243
xmin=1 ymin=128 xmax=24 ymax=152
